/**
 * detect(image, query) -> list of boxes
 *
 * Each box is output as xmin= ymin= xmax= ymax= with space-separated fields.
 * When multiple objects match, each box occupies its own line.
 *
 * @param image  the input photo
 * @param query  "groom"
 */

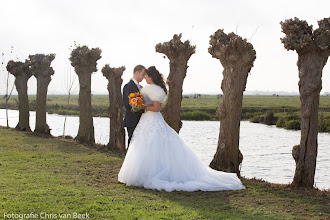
xmin=123 ymin=65 xmax=146 ymax=149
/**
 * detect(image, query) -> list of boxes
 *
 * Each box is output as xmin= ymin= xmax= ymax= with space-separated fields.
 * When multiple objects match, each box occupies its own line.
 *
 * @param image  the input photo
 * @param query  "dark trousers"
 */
xmin=126 ymin=127 xmax=135 ymax=149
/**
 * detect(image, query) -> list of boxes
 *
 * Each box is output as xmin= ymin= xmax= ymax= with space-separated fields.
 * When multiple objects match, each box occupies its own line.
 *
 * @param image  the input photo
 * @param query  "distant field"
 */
xmin=2 ymin=94 xmax=330 ymax=114
xmin=0 ymin=95 xmax=330 ymax=110
xmin=181 ymin=95 xmax=330 ymax=110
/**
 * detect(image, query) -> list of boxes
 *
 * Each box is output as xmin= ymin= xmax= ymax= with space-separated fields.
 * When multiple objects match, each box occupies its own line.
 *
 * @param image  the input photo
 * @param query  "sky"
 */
xmin=0 ymin=0 xmax=329 ymax=95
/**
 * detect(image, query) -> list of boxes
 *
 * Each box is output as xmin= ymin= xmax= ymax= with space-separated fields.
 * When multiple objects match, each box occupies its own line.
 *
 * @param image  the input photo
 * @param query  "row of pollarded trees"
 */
xmin=6 ymin=17 xmax=329 ymax=189
xmin=69 ymin=46 xmax=126 ymax=151
xmin=6 ymin=54 xmax=55 ymax=133
xmin=159 ymin=17 xmax=329 ymax=189
xmin=155 ymin=31 xmax=256 ymax=177
xmin=207 ymin=17 xmax=329 ymax=189
xmin=6 ymin=46 xmax=127 ymax=151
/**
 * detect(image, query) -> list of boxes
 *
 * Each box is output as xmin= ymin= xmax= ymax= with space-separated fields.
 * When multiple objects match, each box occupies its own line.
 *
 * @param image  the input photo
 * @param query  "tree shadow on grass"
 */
xmin=23 ymin=130 xmax=123 ymax=157
xmin=130 ymin=184 xmax=273 ymax=219
xmin=243 ymin=178 xmax=330 ymax=217
xmin=128 ymin=178 xmax=330 ymax=219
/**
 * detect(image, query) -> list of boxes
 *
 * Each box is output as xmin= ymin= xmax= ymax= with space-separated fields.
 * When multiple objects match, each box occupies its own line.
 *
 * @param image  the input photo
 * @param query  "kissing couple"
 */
xmin=119 ymin=65 xmax=245 ymax=192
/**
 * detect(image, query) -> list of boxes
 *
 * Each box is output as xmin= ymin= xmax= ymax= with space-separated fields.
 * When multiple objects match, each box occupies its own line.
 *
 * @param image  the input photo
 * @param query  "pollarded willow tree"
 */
xmin=156 ymin=33 xmax=196 ymax=133
xmin=208 ymin=29 xmax=256 ymax=176
xmin=280 ymin=17 xmax=330 ymax=188
xmin=70 ymin=46 xmax=102 ymax=145
xmin=6 ymin=60 xmax=32 ymax=131
xmin=29 ymin=54 xmax=55 ymax=134
xmin=102 ymin=65 xmax=126 ymax=152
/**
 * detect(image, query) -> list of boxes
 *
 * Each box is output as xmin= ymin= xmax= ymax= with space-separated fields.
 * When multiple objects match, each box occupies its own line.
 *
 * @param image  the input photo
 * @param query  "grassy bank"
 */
xmin=0 ymin=127 xmax=329 ymax=219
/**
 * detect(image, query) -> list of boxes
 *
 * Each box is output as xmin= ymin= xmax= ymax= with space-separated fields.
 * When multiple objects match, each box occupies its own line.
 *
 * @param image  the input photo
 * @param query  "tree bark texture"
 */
xmin=6 ymin=60 xmax=32 ymax=131
xmin=281 ymin=17 xmax=330 ymax=188
xmin=208 ymin=30 xmax=256 ymax=176
xmin=29 ymin=54 xmax=55 ymax=134
xmin=155 ymin=33 xmax=195 ymax=133
xmin=102 ymin=65 xmax=126 ymax=152
xmin=70 ymin=46 xmax=101 ymax=145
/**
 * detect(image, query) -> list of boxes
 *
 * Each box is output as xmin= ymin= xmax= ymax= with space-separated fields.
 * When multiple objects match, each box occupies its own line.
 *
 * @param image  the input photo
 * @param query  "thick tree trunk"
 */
xmin=209 ymin=66 xmax=248 ymax=175
xmin=34 ymin=75 xmax=51 ymax=134
xmin=156 ymin=34 xmax=195 ymax=133
xmin=208 ymin=30 xmax=256 ymax=176
xmin=15 ymin=74 xmax=31 ymax=131
xmin=76 ymin=70 xmax=94 ymax=144
xmin=102 ymin=65 xmax=126 ymax=152
xmin=29 ymin=54 xmax=55 ymax=135
xmin=292 ymin=52 xmax=328 ymax=188
xmin=162 ymin=60 xmax=188 ymax=132
xmin=70 ymin=46 xmax=101 ymax=145
xmin=280 ymin=17 xmax=330 ymax=188
xmin=6 ymin=60 xmax=32 ymax=131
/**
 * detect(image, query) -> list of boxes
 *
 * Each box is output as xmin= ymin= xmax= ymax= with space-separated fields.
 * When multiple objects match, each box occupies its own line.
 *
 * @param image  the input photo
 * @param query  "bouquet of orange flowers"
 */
xmin=128 ymin=92 xmax=145 ymax=112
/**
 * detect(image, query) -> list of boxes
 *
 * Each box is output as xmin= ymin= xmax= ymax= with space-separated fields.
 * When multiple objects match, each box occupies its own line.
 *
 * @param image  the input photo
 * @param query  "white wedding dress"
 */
xmin=118 ymin=84 xmax=245 ymax=192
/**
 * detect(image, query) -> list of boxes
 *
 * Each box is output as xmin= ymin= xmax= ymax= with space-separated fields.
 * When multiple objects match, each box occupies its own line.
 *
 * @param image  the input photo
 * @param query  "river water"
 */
xmin=1 ymin=109 xmax=329 ymax=190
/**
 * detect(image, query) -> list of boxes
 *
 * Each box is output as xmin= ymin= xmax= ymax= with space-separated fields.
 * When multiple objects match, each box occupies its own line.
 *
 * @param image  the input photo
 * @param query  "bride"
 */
xmin=118 ymin=66 xmax=245 ymax=192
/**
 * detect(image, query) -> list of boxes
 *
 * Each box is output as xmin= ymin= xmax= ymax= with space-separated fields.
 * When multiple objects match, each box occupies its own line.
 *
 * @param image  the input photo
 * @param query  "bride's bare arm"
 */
xmin=145 ymin=101 xmax=161 ymax=112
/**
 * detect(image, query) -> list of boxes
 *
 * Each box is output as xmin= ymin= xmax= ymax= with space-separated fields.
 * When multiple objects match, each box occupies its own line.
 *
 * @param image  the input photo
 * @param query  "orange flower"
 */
xmin=129 ymin=92 xmax=145 ymax=112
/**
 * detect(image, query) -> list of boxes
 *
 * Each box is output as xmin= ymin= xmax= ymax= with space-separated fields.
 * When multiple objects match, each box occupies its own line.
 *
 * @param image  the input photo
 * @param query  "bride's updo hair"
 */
xmin=146 ymin=66 xmax=167 ymax=94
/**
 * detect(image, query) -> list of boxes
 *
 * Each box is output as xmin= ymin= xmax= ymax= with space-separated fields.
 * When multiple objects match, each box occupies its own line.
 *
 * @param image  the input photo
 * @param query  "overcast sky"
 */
xmin=0 ymin=0 xmax=329 ymax=95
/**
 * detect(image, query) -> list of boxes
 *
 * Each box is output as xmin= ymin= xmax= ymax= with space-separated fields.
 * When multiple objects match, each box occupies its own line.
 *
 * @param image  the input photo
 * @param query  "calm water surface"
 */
xmin=1 ymin=109 xmax=329 ymax=190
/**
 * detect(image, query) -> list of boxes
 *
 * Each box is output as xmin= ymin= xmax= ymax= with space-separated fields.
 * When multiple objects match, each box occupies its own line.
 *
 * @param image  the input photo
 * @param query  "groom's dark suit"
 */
xmin=123 ymin=79 xmax=143 ymax=148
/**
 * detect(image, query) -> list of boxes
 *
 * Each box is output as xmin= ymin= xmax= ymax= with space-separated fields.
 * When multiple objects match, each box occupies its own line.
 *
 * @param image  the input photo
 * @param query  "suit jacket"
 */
xmin=123 ymin=80 xmax=143 ymax=128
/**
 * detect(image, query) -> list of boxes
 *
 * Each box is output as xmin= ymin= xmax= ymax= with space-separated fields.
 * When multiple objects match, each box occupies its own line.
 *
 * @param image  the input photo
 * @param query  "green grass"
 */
xmin=0 ymin=127 xmax=329 ymax=219
xmin=180 ymin=110 xmax=213 ymax=121
xmin=249 ymin=110 xmax=330 ymax=132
